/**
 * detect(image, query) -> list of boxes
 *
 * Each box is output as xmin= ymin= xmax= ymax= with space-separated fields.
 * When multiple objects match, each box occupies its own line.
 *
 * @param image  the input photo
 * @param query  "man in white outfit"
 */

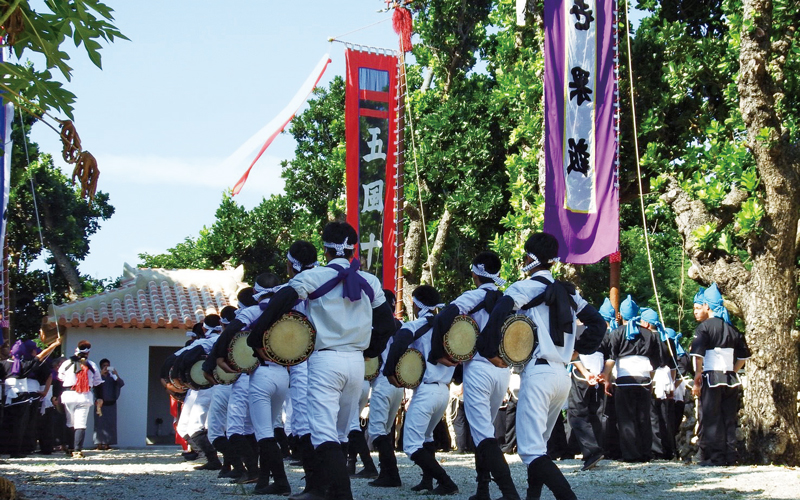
xmin=249 ymin=223 xmax=395 ymax=500
xmin=58 ymin=340 xmax=103 ymax=458
xmin=480 ymin=233 xmax=606 ymax=500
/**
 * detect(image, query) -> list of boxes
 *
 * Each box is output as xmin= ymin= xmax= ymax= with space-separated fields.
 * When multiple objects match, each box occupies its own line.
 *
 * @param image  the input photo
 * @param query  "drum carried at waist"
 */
xmin=262 ymin=311 xmax=316 ymax=366
xmin=443 ymin=315 xmax=478 ymax=362
xmin=498 ymin=315 xmax=538 ymax=367
xmin=168 ymin=364 xmax=189 ymax=393
xmin=185 ymin=357 xmax=213 ymax=391
xmin=213 ymin=365 xmax=241 ymax=385
xmin=228 ymin=330 xmax=259 ymax=373
xmin=364 ymin=356 xmax=382 ymax=381
xmin=395 ymin=348 xmax=426 ymax=389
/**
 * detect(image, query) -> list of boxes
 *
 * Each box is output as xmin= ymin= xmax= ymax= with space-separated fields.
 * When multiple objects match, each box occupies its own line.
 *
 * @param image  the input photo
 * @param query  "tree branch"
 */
xmin=421 ymin=206 xmax=453 ymax=285
xmin=661 ymin=177 xmax=751 ymax=301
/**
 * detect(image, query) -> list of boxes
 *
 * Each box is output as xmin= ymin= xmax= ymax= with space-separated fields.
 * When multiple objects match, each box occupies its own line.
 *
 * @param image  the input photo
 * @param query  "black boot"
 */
xmin=230 ymin=434 xmax=259 ymax=484
xmin=317 ymin=441 xmax=353 ymax=500
xmin=410 ymin=448 xmax=458 ymax=496
xmin=346 ymin=437 xmax=356 ymax=475
xmin=348 ymin=430 xmax=378 ymax=479
xmin=368 ymin=435 xmax=402 ymax=488
xmin=212 ymin=437 xmax=232 ymax=477
xmin=469 ymin=442 xmax=491 ymax=500
xmin=254 ymin=438 xmax=291 ymax=496
xmin=480 ymin=438 xmax=520 ymax=500
xmin=526 ymin=456 xmax=577 ymax=500
xmin=410 ymin=442 xmax=436 ymax=491
xmin=192 ymin=430 xmax=222 ymax=470
xmin=289 ymin=435 xmax=325 ymax=500
xmin=182 ymin=434 xmax=199 ymax=461
xmin=275 ymin=427 xmax=291 ymax=459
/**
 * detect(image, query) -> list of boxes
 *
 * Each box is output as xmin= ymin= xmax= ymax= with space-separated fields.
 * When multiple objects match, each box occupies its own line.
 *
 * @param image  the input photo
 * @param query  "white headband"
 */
xmin=413 ymin=296 xmax=445 ymax=318
xmin=253 ymin=282 xmax=281 ymax=300
xmin=323 ymin=237 xmax=354 ymax=256
xmin=185 ymin=331 xmax=197 ymax=338
xmin=221 ymin=317 xmax=231 ymax=325
xmin=75 ymin=347 xmax=91 ymax=354
xmin=521 ymin=253 xmax=560 ymax=273
xmin=472 ymin=264 xmax=506 ymax=286
xmin=203 ymin=323 xmax=222 ymax=334
xmin=287 ymin=250 xmax=318 ymax=272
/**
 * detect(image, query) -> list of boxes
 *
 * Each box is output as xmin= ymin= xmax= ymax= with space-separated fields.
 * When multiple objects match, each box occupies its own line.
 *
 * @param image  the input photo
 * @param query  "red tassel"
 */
xmin=609 ymin=250 xmax=622 ymax=263
xmin=393 ymin=6 xmax=413 ymax=52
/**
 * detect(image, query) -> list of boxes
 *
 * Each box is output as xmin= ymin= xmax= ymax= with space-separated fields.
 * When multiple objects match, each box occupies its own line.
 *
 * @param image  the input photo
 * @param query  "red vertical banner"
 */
xmin=345 ymin=48 xmax=399 ymax=291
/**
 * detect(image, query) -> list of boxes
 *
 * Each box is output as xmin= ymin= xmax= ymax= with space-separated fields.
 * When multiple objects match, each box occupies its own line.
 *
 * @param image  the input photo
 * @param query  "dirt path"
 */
xmin=2 ymin=448 xmax=799 ymax=500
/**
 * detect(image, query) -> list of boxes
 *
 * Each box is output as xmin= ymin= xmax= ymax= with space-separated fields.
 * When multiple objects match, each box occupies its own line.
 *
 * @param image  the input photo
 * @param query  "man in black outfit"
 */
xmin=690 ymin=284 xmax=750 ymax=466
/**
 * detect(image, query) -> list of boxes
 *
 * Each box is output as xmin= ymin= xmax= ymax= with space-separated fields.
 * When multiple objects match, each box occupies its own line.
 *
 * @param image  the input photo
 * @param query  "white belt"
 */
xmin=4 ymin=377 xmax=41 ymax=393
xmin=616 ymin=355 xmax=653 ymax=379
xmin=704 ymin=347 xmax=734 ymax=372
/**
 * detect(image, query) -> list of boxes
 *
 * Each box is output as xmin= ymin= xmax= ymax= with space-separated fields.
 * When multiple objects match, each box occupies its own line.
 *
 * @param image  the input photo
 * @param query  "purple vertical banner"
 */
xmin=543 ymin=0 xmax=619 ymax=264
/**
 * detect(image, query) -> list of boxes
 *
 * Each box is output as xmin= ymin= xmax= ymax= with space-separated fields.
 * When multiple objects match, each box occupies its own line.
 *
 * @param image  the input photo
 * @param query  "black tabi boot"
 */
xmin=319 ymin=441 xmax=354 ymax=500
xmin=348 ymin=430 xmax=378 ymax=479
xmin=289 ymin=435 xmax=325 ymax=500
xmin=211 ymin=437 xmax=233 ymax=477
xmin=368 ymin=435 xmax=402 ymax=488
xmin=275 ymin=427 xmax=291 ymax=459
xmin=480 ymin=438 xmax=520 ymax=500
xmin=410 ymin=447 xmax=458 ymax=496
xmin=469 ymin=441 xmax=491 ymax=500
xmin=229 ymin=434 xmax=259 ymax=484
xmin=254 ymin=438 xmax=291 ymax=496
xmin=346 ymin=437 xmax=357 ymax=475
xmin=182 ymin=434 xmax=199 ymax=461
xmin=192 ymin=430 xmax=222 ymax=470
xmin=525 ymin=456 xmax=577 ymax=500
xmin=289 ymin=433 xmax=299 ymax=461
xmin=410 ymin=442 xmax=436 ymax=491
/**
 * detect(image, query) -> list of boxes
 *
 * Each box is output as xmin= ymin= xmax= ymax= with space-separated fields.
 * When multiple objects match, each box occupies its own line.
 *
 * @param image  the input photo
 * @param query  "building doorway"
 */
xmin=147 ymin=346 xmax=178 ymax=445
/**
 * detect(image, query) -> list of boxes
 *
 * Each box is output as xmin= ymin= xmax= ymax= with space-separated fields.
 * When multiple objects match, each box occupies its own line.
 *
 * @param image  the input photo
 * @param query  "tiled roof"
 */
xmin=44 ymin=263 xmax=247 ymax=330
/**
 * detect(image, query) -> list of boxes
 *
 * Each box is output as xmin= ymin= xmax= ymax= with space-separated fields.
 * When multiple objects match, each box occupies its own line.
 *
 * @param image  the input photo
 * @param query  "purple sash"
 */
xmin=308 ymin=259 xmax=375 ymax=303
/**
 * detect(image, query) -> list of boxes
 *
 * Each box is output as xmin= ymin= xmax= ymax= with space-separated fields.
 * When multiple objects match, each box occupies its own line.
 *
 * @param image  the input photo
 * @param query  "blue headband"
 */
xmin=693 ymin=287 xmax=707 ymax=305
xmin=703 ymin=283 xmax=731 ymax=324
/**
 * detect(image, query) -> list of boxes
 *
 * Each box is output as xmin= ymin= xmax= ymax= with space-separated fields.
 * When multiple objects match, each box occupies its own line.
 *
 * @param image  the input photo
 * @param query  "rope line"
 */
xmin=622 ymin=0 xmax=683 ymax=378
xmin=17 ymin=103 xmax=61 ymax=339
xmin=328 ymin=17 xmax=392 ymax=43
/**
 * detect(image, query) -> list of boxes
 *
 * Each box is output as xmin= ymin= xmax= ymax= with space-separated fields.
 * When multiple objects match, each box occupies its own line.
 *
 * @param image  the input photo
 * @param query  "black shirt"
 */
xmin=606 ymin=324 xmax=667 ymax=386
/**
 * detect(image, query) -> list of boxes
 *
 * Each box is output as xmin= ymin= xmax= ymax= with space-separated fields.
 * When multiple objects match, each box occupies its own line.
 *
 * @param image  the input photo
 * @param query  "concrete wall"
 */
xmin=62 ymin=328 xmax=186 ymax=448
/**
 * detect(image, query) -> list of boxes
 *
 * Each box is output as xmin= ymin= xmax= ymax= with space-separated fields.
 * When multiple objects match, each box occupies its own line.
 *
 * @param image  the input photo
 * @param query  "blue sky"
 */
xmin=27 ymin=1 xmax=401 ymax=280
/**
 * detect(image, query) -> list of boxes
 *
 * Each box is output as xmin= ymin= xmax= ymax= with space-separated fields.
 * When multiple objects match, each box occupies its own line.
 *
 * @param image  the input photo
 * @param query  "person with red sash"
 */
xmin=57 ymin=340 xmax=103 ymax=458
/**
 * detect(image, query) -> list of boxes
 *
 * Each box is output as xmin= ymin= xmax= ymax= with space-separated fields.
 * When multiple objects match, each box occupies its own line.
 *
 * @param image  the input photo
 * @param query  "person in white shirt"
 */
xmin=248 ymin=222 xmax=395 ymax=500
xmin=58 ymin=340 xmax=103 ymax=458
xmin=431 ymin=251 xmax=517 ymax=500
xmin=480 ymin=233 xmax=606 ymax=500
xmin=385 ymin=285 xmax=459 ymax=496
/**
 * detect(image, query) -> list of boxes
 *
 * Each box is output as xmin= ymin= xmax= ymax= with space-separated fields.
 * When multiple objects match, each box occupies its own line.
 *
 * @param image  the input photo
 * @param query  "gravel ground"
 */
xmin=2 ymin=448 xmax=799 ymax=500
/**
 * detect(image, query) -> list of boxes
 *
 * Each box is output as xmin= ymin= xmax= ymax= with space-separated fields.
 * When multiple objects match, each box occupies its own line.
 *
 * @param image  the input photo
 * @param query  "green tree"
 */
xmin=7 ymin=115 xmax=115 ymax=338
xmin=0 ymin=0 xmax=127 ymax=119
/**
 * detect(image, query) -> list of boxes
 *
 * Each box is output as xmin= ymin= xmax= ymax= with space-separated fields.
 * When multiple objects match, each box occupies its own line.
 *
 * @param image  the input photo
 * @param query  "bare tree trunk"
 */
xmin=39 ymin=201 xmax=82 ymax=298
xmin=662 ymin=0 xmax=800 ymax=464
xmin=421 ymin=206 xmax=453 ymax=285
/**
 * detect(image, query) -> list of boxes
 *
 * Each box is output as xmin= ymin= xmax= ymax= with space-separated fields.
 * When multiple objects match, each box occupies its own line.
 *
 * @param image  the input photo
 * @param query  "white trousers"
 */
xmin=61 ymin=391 xmax=93 ymax=430
xmin=227 ymin=373 xmax=254 ymax=435
xmin=367 ymin=376 xmax=404 ymax=445
xmin=284 ymin=398 xmax=293 ymax=435
xmin=463 ymin=359 xmax=511 ymax=445
xmin=403 ymin=382 xmax=449 ymax=456
xmin=290 ymin=362 xmax=310 ymax=436
xmin=176 ymin=389 xmax=197 ymax=437
xmin=349 ymin=380 xmax=372 ymax=433
xmin=517 ymin=362 xmax=571 ymax=465
xmin=187 ymin=387 xmax=212 ymax=436
xmin=249 ymin=363 xmax=289 ymax=441
xmin=307 ymin=351 xmax=363 ymax=447
xmin=208 ymin=384 xmax=232 ymax=442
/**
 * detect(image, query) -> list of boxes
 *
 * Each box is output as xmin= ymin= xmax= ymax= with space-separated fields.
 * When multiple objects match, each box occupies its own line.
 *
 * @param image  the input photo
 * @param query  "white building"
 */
xmin=42 ymin=264 xmax=246 ymax=448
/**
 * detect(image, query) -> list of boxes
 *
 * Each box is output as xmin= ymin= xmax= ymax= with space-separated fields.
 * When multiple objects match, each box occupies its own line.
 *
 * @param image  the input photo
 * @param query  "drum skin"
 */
xmin=364 ymin=356 xmax=382 ymax=381
xmin=444 ymin=315 xmax=478 ymax=362
xmin=228 ymin=330 xmax=259 ymax=373
xmin=395 ymin=348 xmax=425 ymax=389
xmin=263 ymin=311 xmax=316 ymax=366
xmin=498 ymin=315 xmax=538 ymax=367
xmin=213 ymin=365 xmax=241 ymax=385
xmin=187 ymin=359 xmax=213 ymax=390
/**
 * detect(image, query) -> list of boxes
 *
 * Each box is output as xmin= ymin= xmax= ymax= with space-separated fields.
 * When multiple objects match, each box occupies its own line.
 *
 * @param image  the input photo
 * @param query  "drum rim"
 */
xmin=443 ymin=314 xmax=478 ymax=362
xmin=498 ymin=314 xmax=538 ymax=367
xmin=212 ymin=365 xmax=241 ymax=385
xmin=395 ymin=348 xmax=425 ymax=389
xmin=227 ymin=330 xmax=259 ymax=373
xmin=364 ymin=356 xmax=382 ymax=382
xmin=262 ymin=310 xmax=316 ymax=366
xmin=169 ymin=365 xmax=189 ymax=391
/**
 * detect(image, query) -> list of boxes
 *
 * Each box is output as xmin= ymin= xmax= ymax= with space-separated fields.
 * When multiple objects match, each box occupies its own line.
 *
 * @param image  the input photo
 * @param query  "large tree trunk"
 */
xmin=39 ymin=199 xmax=83 ymax=298
xmin=735 ymin=0 xmax=800 ymax=464
xmin=421 ymin=206 xmax=453 ymax=285
xmin=402 ymin=202 xmax=424 ymax=316
xmin=663 ymin=0 xmax=800 ymax=464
